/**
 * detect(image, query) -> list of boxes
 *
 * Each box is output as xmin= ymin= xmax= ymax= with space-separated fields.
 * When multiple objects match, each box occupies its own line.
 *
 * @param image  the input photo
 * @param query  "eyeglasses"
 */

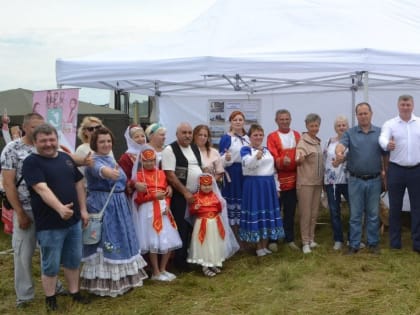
xmin=85 ymin=125 xmax=102 ymax=132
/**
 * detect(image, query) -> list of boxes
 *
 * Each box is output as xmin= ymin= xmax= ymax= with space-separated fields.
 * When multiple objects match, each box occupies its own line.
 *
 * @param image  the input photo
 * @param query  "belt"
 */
xmin=390 ymin=162 xmax=420 ymax=169
xmin=349 ymin=172 xmax=380 ymax=180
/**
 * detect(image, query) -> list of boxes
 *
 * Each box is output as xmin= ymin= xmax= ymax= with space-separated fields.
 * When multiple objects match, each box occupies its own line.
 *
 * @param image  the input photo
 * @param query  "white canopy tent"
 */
xmin=56 ymin=0 xmax=420 ymax=143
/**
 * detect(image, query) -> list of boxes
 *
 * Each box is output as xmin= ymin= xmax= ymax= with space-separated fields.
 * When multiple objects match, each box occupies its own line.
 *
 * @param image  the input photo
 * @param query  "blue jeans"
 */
xmin=325 ymin=184 xmax=349 ymax=243
xmin=36 ymin=221 xmax=82 ymax=276
xmin=348 ymin=176 xmax=381 ymax=249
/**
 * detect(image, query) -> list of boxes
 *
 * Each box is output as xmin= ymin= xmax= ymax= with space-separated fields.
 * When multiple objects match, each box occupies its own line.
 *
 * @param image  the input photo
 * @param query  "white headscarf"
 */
xmin=124 ymin=125 xmax=145 ymax=154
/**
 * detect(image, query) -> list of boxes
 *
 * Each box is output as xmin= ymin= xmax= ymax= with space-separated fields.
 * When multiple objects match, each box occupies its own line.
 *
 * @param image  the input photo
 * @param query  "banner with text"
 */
xmin=32 ymin=88 xmax=79 ymax=152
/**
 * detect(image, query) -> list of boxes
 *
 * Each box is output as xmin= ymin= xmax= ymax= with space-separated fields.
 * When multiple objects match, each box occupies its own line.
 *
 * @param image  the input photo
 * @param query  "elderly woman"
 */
xmin=193 ymin=124 xmax=224 ymax=183
xmin=118 ymin=125 xmax=146 ymax=178
xmin=324 ymin=115 xmax=350 ymax=250
xmin=145 ymin=123 xmax=167 ymax=167
xmin=296 ymin=113 xmax=324 ymax=254
xmin=80 ymin=127 xmax=148 ymax=296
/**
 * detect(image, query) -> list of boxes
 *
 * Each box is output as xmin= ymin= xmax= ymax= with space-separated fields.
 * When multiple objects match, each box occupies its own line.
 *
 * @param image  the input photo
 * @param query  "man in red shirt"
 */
xmin=267 ymin=109 xmax=301 ymax=250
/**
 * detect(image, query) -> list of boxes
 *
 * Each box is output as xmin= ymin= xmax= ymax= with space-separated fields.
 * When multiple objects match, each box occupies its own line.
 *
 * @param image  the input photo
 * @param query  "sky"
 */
xmin=0 ymin=0 xmax=217 ymax=104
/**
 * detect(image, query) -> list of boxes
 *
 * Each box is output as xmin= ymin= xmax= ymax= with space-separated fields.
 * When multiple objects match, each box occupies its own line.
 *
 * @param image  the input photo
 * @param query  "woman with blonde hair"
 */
xmin=324 ymin=115 xmax=350 ymax=250
xmin=76 ymin=116 xmax=114 ymax=157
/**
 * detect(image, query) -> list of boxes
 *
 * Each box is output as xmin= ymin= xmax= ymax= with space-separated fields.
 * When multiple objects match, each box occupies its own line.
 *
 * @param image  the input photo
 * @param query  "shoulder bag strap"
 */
xmin=96 ymin=182 xmax=117 ymax=221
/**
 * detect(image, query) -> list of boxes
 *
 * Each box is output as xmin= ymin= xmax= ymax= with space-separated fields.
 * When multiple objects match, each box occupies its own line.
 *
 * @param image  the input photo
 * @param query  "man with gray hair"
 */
xmin=162 ymin=122 xmax=202 ymax=272
xmin=267 ymin=109 xmax=301 ymax=250
xmin=379 ymin=95 xmax=420 ymax=252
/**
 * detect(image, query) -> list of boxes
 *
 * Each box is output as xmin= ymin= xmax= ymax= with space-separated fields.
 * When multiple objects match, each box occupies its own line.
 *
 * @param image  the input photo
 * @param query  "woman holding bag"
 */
xmin=80 ymin=127 xmax=148 ymax=297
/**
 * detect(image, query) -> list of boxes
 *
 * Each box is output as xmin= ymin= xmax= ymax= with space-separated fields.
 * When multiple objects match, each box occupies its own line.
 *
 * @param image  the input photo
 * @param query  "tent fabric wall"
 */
xmin=159 ymin=89 xmax=420 ymax=146
xmin=0 ymin=89 xmax=130 ymax=158
xmin=55 ymin=0 xmax=420 ymax=146
xmin=56 ymin=0 xmax=420 ymax=97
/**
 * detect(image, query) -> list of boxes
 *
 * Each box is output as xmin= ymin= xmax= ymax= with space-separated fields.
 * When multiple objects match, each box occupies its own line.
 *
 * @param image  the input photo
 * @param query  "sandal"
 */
xmin=202 ymin=267 xmax=216 ymax=277
xmin=210 ymin=267 xmax=221 ymax=274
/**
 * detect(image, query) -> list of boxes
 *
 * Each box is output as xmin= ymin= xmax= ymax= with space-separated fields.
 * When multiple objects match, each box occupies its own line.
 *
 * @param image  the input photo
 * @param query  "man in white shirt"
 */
xmin=379 ymin=95 xmax=420 ymax=252
xmin=162 ymin=122 xmax=202 ymax=271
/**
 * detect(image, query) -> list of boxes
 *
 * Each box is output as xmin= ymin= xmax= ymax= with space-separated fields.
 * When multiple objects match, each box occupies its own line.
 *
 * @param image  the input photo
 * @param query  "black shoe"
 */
xmin=45 ymin=295 xmax=57 ymax=312
xmin=345 ymin=247 xmax=358 ymax=256
xmin=71 ymin=291 xmax=91 ymax=305
xmin=369 ymin=245 xmax=380 ymax=255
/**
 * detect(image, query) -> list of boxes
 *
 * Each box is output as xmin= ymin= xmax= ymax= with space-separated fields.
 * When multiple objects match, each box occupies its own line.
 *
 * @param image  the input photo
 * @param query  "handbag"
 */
xmin=1 ymin=176 xmax=24 ymax=234
xmin=1 ymin=202 xmax=13 ymax=235
xmin=82 ymin=183 xmax=117 ymax=245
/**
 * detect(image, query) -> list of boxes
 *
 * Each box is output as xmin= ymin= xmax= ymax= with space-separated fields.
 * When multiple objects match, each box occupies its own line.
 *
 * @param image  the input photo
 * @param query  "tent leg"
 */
xmin=363 ymin=71 xmax=369 ymax=102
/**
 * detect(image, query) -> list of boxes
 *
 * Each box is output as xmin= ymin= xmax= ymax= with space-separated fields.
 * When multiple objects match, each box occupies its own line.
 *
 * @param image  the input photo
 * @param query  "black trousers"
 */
xmin=171 ymin=191 xmax=192 ymax=270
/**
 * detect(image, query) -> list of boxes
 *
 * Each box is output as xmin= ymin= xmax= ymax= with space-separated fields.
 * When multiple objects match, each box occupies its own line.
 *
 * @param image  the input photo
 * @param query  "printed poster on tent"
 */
xmin=32 ymin=88 xmax=79 ymax=152
xmin=208 ymin=99 xmax=260 ymax=145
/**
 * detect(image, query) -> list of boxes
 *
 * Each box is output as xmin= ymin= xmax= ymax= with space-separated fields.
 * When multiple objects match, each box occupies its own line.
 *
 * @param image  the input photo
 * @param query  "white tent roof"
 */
xmin=56 ymin=0 xmax=420 ymax=96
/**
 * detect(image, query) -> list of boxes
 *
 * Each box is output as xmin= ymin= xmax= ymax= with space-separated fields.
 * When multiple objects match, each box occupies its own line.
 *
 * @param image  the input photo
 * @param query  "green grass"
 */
xmin=1 ymin=207 xmax=420 ymax=315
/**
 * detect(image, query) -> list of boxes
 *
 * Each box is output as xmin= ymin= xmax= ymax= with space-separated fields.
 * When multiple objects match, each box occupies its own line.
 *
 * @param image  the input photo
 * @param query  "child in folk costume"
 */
xmin=188 ymin=174 xmax=239 ymax=277
xmin=132 ymin=148 xmax=182 ymax=281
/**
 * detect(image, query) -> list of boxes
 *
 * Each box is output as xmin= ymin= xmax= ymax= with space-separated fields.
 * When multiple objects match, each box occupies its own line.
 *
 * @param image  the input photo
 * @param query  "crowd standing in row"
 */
xmin=1 ymin=94 xmax=420 ymax=311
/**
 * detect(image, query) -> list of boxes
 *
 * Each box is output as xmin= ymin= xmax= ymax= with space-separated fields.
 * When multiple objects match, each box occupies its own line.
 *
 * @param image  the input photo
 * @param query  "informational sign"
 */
xmin=208 ymin=99 xmax=261 ymax=145
xmin=32 ymin=88 xmax=79 ymax=152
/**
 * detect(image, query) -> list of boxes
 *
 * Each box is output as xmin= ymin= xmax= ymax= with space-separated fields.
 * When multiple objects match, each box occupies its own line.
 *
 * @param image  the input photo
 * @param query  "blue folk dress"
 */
xmin=80 ymin=154 xmax=148 ymax=297
xmin=219 ymin=133 xmax=249 ymax=225
xmin=239 ymin=146 xmax=285 ymax=243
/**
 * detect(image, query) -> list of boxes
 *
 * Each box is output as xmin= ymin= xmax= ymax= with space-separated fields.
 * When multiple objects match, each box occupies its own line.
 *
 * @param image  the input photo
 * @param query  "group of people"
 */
xmin=2 ymin=94 xmax=420 ymax=311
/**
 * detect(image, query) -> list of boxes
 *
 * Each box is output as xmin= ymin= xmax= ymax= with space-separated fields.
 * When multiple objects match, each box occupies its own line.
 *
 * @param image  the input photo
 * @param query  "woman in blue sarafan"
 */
xmin=239 ymin=124 xmax=285 ymax=257
xmin=218 ymin=110 xmax=249 ymax=239
xmin=80 ymin=127 xmax=148 ymax=297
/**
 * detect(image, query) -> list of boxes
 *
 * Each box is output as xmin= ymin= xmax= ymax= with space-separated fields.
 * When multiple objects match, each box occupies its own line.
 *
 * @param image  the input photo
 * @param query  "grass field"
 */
xmin=1 ymin=206 xmax=420 ymax=315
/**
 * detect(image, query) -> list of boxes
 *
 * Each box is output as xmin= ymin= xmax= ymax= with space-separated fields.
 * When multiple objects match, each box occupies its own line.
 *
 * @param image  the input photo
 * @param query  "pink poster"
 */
xmin=32 ymin=88 xmax=79 ymax=152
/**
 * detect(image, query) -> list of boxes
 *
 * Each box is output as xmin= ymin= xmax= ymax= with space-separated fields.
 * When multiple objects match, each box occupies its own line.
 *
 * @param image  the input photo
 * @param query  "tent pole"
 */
xmin=363 ymin=71 xmax=369 ymax=102
xmin=351 ymin=87 xmax=356 ymax=127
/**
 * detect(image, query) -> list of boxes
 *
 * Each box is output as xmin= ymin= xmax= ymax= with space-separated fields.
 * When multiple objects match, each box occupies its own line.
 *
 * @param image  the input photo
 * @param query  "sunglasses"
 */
xmin=85 ymin=125 xmax=102 ymax=132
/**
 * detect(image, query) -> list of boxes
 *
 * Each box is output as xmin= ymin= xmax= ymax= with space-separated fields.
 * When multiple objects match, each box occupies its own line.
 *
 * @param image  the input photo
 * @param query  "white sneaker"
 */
xmin=333 ymin=242 xmax=343 ymax=250
xmin=268 ymin=243 xmax=278 ymax=252
xmin=264 ymin=248 xmax=272 ymax=254
xmin=309 ymin=241 xmax=319 ymax=248
xmin=256 ymin=249 xmax=267 ymax=256
xmin=302 ymin=244 xmax=312 ymax=254
xmin=151 ymin=273 xmax=170 ymax=281
xmin=161 ymin=271 xmax=176 ymax=281
xmin=287 ymin=242 xmax=300 ymax=250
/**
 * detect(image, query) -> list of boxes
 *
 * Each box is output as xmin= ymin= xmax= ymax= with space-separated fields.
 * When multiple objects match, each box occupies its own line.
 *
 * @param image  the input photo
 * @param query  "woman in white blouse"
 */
xmin=324 ymin=115 xmax=350 ymax=250
xmin=239 ymin=124 xmax=284 ymax=256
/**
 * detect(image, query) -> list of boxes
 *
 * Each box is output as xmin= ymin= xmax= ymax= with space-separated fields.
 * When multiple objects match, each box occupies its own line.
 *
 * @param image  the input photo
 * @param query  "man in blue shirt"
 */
xmin=22 ymin=123 xmax=89 ymax=311
xmin=335 ymin=102 xmax=385 ymax=255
